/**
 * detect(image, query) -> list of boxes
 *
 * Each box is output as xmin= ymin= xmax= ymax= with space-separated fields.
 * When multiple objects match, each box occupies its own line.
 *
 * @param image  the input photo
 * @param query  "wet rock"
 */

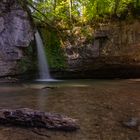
xmin=0 ymin=108 xmax=79 ymax=131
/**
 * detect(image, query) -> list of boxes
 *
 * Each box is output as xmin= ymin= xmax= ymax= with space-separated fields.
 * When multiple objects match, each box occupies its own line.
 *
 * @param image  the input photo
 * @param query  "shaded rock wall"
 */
xmin=99 ymin=21 xmax=140 ymax=58
xmin=59 ymin=21 xmax=140 ymax=78
xmin=0 ymin=0 xmax=34 ymax=77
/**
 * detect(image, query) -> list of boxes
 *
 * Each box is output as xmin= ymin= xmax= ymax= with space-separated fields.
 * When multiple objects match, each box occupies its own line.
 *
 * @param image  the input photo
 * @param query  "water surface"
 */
xmin=0 ymin=79 xmax=139 ymax=140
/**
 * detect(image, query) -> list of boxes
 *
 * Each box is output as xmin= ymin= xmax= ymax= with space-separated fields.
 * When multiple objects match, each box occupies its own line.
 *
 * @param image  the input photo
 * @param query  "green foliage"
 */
xmin=18 ymin=57 xmax=31 ymax=73
xmin=18 ymin=44 xmax=37 ymax=73
xmin=26 ymin=0 xmax=140 ymax=71
xmin=28 ymin=0 xmax=140 ymax=26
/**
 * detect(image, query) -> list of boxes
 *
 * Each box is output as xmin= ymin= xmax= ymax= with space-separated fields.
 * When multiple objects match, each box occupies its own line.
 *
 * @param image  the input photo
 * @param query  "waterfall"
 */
xmin=35 ymin=31 xmax=52 ymax=81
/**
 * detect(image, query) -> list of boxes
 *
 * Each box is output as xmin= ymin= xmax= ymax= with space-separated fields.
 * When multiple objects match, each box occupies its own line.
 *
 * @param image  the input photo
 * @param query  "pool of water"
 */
xmin=0 ymin=79 xmax=139 ymax=140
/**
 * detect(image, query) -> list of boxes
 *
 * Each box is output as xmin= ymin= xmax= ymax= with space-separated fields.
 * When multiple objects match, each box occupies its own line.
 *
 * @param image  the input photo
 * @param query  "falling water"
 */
xmin=35 ymin=31 xmax=52 ymax=81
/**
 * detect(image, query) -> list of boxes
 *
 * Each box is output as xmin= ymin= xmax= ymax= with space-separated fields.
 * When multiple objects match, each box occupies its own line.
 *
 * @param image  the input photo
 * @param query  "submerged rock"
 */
xmin=0 ymin=0 xmax=34 ymax=77
xmin=122 ymin=117 xmax=140 ymax=131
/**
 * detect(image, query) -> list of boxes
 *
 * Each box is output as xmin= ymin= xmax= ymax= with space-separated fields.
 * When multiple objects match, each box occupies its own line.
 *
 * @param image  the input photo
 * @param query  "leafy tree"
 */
xmin=27 ymin=0 xmax=140 ymax=28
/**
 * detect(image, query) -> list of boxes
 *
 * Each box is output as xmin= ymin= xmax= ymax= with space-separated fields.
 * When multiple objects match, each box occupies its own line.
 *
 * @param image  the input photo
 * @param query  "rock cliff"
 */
xmin=56 ymin=21 xmax=140 ymax=78
xmin=0 ymin=0 xmax=34 ymax=77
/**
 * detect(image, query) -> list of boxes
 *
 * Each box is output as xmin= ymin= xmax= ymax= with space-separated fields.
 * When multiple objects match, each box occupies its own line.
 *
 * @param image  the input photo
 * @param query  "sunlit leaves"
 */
xmin=29 ymin=0 xmax=140 ymax=26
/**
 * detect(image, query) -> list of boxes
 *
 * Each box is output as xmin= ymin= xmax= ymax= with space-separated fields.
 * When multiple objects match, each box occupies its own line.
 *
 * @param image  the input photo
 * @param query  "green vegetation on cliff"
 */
xmin=27 ymin=0 xmax=140 ymax=70
xmin=39 ymin=29 xmax=66 ymax=69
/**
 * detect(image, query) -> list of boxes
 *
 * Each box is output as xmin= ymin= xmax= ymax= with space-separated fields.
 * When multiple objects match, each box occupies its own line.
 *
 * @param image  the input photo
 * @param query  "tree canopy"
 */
xmin=28 ymin=0 xmax=140 ymax=28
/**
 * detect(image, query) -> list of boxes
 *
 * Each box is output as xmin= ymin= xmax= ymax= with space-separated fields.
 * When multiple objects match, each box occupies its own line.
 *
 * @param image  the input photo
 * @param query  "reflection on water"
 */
xmin=37 ymin=89 xmax=48 ymax=111
xmin=0 ymin=79 xmax=139 ymax=140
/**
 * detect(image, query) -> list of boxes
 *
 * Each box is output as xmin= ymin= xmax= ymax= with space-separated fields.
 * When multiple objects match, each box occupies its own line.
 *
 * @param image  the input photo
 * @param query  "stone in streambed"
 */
xmin=122 ymin=117 xmax=140 ymax=131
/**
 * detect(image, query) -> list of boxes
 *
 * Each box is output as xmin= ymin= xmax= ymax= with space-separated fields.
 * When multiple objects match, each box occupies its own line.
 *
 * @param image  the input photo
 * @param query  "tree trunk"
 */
xmin=69 ymin=0 xmax=72 ymax=23
xmin=114 ymin=0 xmax=120 ymax=16
xmin=136 ymin=0 xmax=140 ymax=8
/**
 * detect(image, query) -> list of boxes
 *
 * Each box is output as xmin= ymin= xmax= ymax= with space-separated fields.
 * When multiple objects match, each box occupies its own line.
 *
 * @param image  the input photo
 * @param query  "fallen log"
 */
xmin=0 ymin=108 xmax=79 ymax=131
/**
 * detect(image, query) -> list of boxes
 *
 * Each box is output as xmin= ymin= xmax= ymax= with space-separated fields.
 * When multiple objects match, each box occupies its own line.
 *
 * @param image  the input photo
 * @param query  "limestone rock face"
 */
xmin=0 ymin=0 xmax=34 ymax=77
xmin=59 ymin=21 xmax=140 ymax=78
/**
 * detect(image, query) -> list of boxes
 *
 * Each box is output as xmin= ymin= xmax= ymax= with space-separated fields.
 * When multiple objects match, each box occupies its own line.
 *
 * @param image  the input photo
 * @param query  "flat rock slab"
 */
xmin=0 ymin=108 xmax=79 ymax=131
